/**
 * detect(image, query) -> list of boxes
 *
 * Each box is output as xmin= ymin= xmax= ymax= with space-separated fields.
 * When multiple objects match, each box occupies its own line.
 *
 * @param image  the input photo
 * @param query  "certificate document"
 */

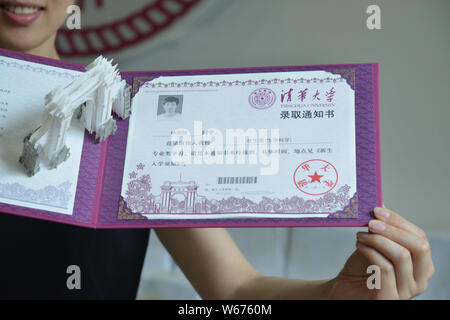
xmin=122 ymin=71 xmax=356 ymax=220
xmin=0 ymin=48 xmax=381 ymax=228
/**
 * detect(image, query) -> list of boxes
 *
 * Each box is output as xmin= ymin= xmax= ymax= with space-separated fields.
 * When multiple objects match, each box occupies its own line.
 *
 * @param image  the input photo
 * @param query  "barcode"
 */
xmin=217 ymin=176 xmax=258 ymax=184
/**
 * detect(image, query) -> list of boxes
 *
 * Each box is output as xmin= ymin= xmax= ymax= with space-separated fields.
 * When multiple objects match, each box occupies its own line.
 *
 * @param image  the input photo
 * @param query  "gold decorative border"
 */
xmin=118 ymin=198 xmax=147 ymax=220
xmin=329 ymin=68 xmax=355 ymax=89
xmin=330 ymin=194 xmax=358 ymax=219
xmin=131 ymin=76 xmax=158 ymax=99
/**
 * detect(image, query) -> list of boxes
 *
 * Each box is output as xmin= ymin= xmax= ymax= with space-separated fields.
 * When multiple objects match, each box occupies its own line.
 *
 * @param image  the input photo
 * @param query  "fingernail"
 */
xmin=369 ymin=220 xmax=386 ymax=232
xmin=357 ymin=232 xmax=369 ymax=240
xmin=374 ymin=207 xmax=390 ymax=218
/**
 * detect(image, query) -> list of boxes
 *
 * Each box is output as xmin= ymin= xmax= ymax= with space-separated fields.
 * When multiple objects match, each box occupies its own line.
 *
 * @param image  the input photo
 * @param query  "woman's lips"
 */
xmin=0 ymin=3 xmax=44 ymax=25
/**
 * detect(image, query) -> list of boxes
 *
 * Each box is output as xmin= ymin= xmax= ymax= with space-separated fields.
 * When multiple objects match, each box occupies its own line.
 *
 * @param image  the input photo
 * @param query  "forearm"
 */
xmin=156 ymin=228 xmax=264 ymax=299
xmin=231 ymin=275 xmax=334 ymax=300
xmin=156 ymin=228 xmax=334 ymax=300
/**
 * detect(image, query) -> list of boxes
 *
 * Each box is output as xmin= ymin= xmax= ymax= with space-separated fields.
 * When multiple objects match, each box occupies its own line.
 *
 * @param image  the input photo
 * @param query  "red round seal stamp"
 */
xmin=293 ymin=159 xmax=338 ymax=196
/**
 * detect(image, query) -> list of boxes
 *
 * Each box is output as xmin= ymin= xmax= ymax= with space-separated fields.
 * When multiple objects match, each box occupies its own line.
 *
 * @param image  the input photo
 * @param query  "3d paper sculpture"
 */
xmin=20 ymin=56 xmax=131 ymax=176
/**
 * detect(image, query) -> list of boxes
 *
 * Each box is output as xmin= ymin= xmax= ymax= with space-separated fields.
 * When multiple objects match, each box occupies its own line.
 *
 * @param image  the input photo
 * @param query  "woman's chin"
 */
xmin=0 ymin=28 xmax=49 ymax=52
xmin=0 ymin=38 xmax=37 ymax=52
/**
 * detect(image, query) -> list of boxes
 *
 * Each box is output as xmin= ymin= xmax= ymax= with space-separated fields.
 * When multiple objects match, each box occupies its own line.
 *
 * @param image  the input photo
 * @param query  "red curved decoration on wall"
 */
xmin=57 ymin=0 xmax=202 ymax=57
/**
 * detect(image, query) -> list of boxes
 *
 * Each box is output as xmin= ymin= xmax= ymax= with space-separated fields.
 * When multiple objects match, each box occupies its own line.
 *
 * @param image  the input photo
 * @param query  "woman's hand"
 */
xmin=156 ymin=206 xmax=434 ymax=300
xmin=328 ymin=206 xmax=434 ymax=299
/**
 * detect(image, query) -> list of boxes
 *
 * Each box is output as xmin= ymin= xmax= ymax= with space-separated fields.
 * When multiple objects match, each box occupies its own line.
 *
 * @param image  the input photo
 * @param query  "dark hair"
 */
xmin=164 ymin=96 xmax=179 ymax=105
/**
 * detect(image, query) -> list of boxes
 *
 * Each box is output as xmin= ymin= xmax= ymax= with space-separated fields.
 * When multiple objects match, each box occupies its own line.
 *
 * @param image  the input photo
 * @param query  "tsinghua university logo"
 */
xmin=249 ymin=88 xmax=276 ymax=109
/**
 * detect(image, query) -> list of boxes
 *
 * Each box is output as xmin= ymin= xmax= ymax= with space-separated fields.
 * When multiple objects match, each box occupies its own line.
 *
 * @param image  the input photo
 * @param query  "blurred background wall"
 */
xmin=65 ymin=0 xmax=450 ymax=299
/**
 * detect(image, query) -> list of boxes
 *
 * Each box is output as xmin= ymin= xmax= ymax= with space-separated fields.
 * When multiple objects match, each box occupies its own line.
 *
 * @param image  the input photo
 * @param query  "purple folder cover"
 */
xmin=0 ymin=48 xmax=382 ymax=228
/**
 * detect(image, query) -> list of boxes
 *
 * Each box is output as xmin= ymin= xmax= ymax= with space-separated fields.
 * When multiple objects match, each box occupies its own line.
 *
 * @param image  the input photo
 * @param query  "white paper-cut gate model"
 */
xmin=20 ymin=56 xmax=131 ymax=176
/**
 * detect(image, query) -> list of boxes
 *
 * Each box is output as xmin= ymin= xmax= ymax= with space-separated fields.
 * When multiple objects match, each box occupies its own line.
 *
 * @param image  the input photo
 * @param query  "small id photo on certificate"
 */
xmin=156 ymin=95 xmax=183 ymax=120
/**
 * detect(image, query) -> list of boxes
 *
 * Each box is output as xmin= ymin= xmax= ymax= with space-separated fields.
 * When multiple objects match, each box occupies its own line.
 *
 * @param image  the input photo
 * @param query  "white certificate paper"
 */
xmin=0 ymin=57 xmax=85 ymax=215
xmin=121 ymin=70 xmax=356 ymax=219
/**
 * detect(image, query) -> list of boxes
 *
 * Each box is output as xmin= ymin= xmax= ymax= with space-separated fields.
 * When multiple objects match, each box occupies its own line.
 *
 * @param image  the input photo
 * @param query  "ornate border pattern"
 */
xmin=0 ymin=58 xmax=80 ymax=80
xmin=0 ymin=181 xmax=73 ymax=209
xmin=118 ymin=165 xmax=358 ymax=219
xmin=117 ymin=197 xmax=147 ymax=220
xmin=117 ymin=192 xmax=358 ymax=220
xmin=142 ymin=76 xmax=345 ymax=89
xmin=329 ymin=193 xmax=358 ymax=219
xmin=131 ymin=76 xmax=159 ymax=99
xmin=329 ymin=69 xmax=356 ymax=90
